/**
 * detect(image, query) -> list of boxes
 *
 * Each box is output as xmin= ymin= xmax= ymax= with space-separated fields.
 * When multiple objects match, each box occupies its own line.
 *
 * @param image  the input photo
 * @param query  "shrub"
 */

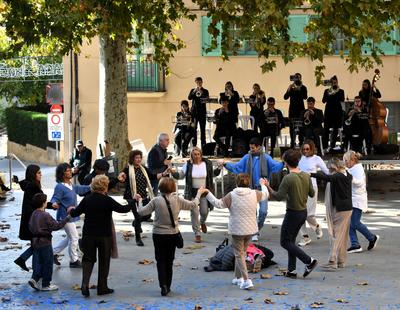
xmin=5 ymin=108 xmax=56 ymax=150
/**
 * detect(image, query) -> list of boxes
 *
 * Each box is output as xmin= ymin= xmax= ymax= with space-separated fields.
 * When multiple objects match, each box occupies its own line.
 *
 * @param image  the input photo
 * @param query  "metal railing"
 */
xmin=127 ymin=60 xmax=165 ymax=92
xmin=6 ymin=153 xmax=27 ymax=189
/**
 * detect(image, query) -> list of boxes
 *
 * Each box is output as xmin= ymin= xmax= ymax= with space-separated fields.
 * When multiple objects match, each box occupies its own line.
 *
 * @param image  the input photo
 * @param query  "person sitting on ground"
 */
xmin=204 ymin=173 xmax=269 ymax=290
xmin=28 ymin=193 xmax=71 ymax=292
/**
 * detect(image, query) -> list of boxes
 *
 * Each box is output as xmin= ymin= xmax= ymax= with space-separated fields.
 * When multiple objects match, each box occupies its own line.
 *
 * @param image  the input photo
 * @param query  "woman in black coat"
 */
xmin=14 ymin=165 xmax=57 ymax=271
xmin=69 ymin=175 xmax=133 ymax=297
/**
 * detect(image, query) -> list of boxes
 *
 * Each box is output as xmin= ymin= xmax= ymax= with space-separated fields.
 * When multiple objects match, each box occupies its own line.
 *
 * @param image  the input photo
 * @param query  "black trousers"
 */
xmin=280 ymin=209 xmax=311 ymax=272
xmin=129 ymin=199 xmax=151 ymax=236
xmin=81 ymin=236 xmax=112 ymax=292
xmin=193 ymin=118 xmax=206 ymax=147
xmin=153 ymin=233 xmax=177 ymax=289
xmin=289 ymin=120 xmax=303 ymax=148
xmin=323 ymin=119 xmax=340 ymax=149
xmin=303 ymin=127 xmax=322 ymax=153
xmin=175 ymin=128 xmax=195 ymax=155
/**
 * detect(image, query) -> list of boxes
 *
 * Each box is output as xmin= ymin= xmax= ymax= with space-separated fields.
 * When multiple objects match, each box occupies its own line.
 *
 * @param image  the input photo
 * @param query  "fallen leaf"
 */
xmin=364 ymin=209 xmax=376 ymax=214
xmin=357 ymin=282 xmax=368 ymax=286
xmin=194 ymin=305 xmax=202 ymax=310
xmin=51 ymin=299 xmax=68 ymax=304
xmin=0 ymin=285 xmax=10 ymax=290
xmin=0 ymin=237 xmax=8 ymax=242
xmin=142 ymin=278 xmax=154 ymax=283
xmin=260 ymin=273 xmax=272 ymax=279
xmin=0 ymin=224 xmax=10 ymax=229
xmin=23 ymin=300 xmax=39 ymax=306
xmin=1 ymin=297 xmax=11 ymax=302
xmin=72 ymin=284 xmax=81 ymax=290
xmin=355 ymin=263 xmax=364 ymax=267
xmin=336 ymin=298 xmax=349 ymax=303
xmin=98 ymin=300 xmax=107 ymax=304
xmin=182 ymin=250 xmax=193 ymax=254
xmin=271 ymin=226 xmax=278 ymax=229
xmin=310 ymin=301 xmax=324 ymax=308
xmin=191 ymin=266 xmax=198 ymax=270
xmin=174 ymin=262 xmax=182 ymax=267
xmin=264 ymin=298 xmax=275 ymax=304
xmin=89 ymin=284 xmax=97 ymax=289
xmin=185 ymin=244 xmax=205 ymax=250
xmin=131 ymin=304 xmax=144 ymax=310
xmin=278 ymin=267 xmax=287 ymax=272
xmin=138 ymin=259 xmax=154 ymax=265
xmin=244 ymin=297 xmax=253 ymax=303
xmin=273 ymin=291 xmax=288 ymax=296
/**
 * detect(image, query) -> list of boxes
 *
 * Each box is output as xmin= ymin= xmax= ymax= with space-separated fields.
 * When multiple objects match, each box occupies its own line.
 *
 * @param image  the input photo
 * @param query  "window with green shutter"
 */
xmin=288 ymin=15 xmax=309 ymax=43
xmin=201 ymin=16 xmax=222 ymax=56
xmin=376 ymin=29 xmax=398 ymax=55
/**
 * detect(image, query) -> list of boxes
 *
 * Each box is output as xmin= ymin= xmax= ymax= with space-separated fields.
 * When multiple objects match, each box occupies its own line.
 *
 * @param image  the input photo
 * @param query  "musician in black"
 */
xmin=343 ymin=96 xmax=370 ymax=153
xmin=188 ymin=77 xmax=209 ymax=147
xmin=301 ymin=97 xmax=324 ymax=152
xmin=174 ymin=100 xmax=195 ymax=157
xmin=213 ymin=95 xmax=237 ymax=156
xmin=283 ymin=73 xmax=307 ymax=148
xmin=322 ymin=76 xmax=345 ymax=152
xmin=359 ymin=79 xmax=381 ymax=108
xmin=249 ymin=83 xmax=266 ymax=132
xmin=259 ymin=97 xmax=285 ymax=154
xmin=220 ymin=81 xmax=240 ymax=123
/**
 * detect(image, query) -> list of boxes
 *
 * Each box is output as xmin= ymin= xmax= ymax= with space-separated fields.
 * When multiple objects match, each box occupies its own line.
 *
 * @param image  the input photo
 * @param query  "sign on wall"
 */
xmin=47 ymin=113 xmax=64 ymax=141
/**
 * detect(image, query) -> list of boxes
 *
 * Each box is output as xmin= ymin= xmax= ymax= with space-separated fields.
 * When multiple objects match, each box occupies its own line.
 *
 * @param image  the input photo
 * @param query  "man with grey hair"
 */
xmin=147 ymin=133 xmax=172 ymax=194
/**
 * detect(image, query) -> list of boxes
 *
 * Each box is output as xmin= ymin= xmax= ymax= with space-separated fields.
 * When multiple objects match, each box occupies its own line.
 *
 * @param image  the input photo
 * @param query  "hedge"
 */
xmin=5 ymin=108 xmax=56 ymax=150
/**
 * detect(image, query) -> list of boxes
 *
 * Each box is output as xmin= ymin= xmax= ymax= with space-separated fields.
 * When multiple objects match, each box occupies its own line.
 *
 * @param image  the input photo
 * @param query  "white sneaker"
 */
xmin=315 ymin=225 xmax=323 ymax=239
xmin=28 ymin=279 xmax=40 ymax=291
xmin=298 ymin=237 xmax=311 ymax=247
xmin=240 ymin=279 xmax=254 ymax=290
xmin=41 ymin=284 xmax=59 ymax=291
xmin=232 ymin=277 xmax=244 ymax=286
xmin=251 ymin=235 xmax=259 ymax=242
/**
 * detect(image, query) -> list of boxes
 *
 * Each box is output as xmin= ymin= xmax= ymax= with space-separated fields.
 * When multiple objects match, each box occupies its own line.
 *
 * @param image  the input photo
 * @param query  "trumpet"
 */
xmin=195 ymin=88 xmax=202 ymax=97
xmin=344 ymin=108 xmax=359 ymax=126
xmin=291 ymin=83 xmax=302 ymax=91
xmin=327 ymin=86 xmax=340 ymax=96
xmin=303 ymin=109 xmax=313 ymax=125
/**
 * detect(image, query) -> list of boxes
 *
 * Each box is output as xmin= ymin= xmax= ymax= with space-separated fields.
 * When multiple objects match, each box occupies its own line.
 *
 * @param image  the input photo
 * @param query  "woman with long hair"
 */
xmin=172 ymin=146 xmax=221 ymax=243
xmin=311 ymin=158 xmax=353 ymax=269
xmin=298 ymin=140 xmax=329 ymax=246
xmin=14 ymin=165 xmax=57 ymax=271
xmin=138 ymin=177 xmax=206 ymax=296
xmin=51 ymin=163 xmax=90 ymax=267
xmin=343 ymin=151 xmax=379 ymax=253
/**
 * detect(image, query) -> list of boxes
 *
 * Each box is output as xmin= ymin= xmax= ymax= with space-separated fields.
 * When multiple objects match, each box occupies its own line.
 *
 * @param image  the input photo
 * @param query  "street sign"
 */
xmin=48 ymin=113 xmax=64 ymax=141
xmin=50 ymin=104 xmax=62 ymax=113
xmin=46 ymin=83 xmax=63 ymax=105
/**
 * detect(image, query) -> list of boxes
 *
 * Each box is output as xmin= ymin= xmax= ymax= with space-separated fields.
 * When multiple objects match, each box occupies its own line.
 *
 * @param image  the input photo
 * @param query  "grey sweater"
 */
xmin=138 ymin=193 xmax=200 ymax=234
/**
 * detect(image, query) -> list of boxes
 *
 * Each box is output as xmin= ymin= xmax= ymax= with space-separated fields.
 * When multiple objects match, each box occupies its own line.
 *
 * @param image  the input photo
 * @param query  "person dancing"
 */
xmin=311 ymin=158 xmax=352 ymax=270
xmin=298 ymin=140 xmax=328 ymax=246
xmin=172 ymin=147 xmax=221 ymax=243
xmin=264 ymin=149 xmax=318 ymax=278
xmin=344 ymin=151 xmax=379 ymax=253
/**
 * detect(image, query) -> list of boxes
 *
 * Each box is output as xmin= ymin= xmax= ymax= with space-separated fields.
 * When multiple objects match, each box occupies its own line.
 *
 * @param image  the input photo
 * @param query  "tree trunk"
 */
xmin=99 ymin=35 xmax=131 ymax=171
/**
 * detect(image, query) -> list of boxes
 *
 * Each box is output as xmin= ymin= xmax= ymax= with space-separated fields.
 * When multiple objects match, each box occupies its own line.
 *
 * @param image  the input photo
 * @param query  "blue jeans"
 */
xmin=19 ymin=246 xmax=33 ymax=262
xmin=349 ymin=208 xmax=375 ymax=247
xmin=257 ymin=199 xmax=268 ymax=231
xmin=32 ymin=245 xmax=53 ymax=287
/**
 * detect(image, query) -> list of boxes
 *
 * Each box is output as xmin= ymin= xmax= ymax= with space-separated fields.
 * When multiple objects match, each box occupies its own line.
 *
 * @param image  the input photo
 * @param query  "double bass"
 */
xmin=368 ymin=69 xmax=389 ymax=145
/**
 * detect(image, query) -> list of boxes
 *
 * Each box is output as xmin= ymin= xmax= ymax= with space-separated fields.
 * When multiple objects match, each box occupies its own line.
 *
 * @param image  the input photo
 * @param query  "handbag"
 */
xmin=162 ymin=195 xmax=184 ymax=249
xmin=216 ymin=237 xmax=229 ymax=252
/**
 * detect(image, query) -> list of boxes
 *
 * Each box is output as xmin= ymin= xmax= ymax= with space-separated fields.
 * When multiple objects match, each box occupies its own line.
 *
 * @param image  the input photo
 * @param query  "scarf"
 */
xmin=325 ymin=182 xmax=334 ymax=239
xmin=246 ymin=150 xmax=268 ymax=188
xmin=128 ymin=164 xmax=154 ymax=200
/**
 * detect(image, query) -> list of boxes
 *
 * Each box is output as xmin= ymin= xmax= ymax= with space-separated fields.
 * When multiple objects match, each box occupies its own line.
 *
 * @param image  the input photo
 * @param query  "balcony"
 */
xmin=127 ymin=60 xmax=165 ymax=92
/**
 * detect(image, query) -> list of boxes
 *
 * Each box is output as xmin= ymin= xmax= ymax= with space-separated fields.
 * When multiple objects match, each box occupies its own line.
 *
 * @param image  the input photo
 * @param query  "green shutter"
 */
xmin=288 ymin=15 xmax=309 ymax=43
xmin=361 ymin=39 xmax=372 ymax=55
xmin=201 ymin=16 xmax=222 ymax=56
xmin=376 ymin=29 xmax=398 ymax=55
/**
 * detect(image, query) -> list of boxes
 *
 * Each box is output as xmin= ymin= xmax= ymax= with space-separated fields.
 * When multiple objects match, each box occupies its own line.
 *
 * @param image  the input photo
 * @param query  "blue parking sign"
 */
xmin=52 ymin=131 xmax=61 ymax=139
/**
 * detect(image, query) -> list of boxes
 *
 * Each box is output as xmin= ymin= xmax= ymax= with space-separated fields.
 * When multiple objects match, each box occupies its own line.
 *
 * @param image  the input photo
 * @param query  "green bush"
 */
xmin=5 ymin=108 xmax=56 ymax=150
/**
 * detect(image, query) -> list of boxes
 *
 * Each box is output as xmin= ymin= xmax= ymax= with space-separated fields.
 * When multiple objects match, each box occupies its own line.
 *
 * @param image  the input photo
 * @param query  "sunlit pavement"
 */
xmin=0 ymin=161 xmax=399 ymax=309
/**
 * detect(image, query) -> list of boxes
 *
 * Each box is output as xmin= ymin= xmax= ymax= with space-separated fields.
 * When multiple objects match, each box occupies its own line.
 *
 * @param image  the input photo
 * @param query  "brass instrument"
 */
xmin=345 ymin=107 xmax=360 ymax=126
xmin=195 ymin=88 xmax=202 ymax=97
xmin=291 ymin=83 xmax=302 ymax=91
xmin=225 ymin=88 xmax=233 ymax=99
xmin=327 ymin=86 xmax=340 ymax=96
xmin=303 ymin=109 xmax=313 ymax=126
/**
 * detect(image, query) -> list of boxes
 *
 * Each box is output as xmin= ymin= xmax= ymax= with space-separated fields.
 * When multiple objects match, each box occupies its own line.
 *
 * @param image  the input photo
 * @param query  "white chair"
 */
xmin=238 ymin=115 xmax=255 ymax=131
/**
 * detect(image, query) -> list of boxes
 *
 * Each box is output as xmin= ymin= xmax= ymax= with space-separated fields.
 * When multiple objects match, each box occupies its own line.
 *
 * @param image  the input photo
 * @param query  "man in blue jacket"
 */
xmin=220 ymin=137 xmax=284 ymax=241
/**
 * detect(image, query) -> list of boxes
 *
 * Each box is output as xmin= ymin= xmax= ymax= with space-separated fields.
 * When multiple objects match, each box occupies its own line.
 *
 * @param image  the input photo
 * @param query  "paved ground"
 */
xmin=0 ymin=155 xmax=400 ymax=309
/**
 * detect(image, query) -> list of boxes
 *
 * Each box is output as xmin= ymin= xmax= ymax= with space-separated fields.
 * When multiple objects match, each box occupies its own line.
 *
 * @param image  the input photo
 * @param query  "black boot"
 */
xmin=161 ymin=285 xmax=170 ymax=296
xmin=14 ymin=257 xmax=29 ymax=272
xmin=136 ymin=236 xmax=144 ymax=247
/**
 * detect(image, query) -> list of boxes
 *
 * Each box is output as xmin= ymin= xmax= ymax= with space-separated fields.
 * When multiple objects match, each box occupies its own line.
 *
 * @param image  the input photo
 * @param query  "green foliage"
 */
xmin=194 ymin=0 xmax=400 ymax=76
xmin=5 ymin=107 xmax=55 ymax=150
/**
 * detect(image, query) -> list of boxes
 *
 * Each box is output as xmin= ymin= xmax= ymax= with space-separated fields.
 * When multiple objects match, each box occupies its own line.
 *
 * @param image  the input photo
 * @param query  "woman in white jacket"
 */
xmin=205 ymin=173 xmax=268 ymax=290
xmin=298 ymin=140 xmax=329 ymax=246
xmin=343 ymin=151 xmax=379 ymax=253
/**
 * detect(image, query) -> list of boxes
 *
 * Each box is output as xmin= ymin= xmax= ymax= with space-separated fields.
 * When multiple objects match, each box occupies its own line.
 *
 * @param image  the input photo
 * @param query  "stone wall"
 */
xmin=7 ymin=141 xmax=61 ymax=165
